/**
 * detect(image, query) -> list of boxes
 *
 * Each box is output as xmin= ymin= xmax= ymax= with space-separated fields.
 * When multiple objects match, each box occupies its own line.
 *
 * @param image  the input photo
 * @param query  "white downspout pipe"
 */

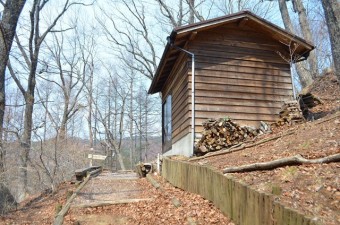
xmin=191 ymin=55 xmax=195 ymax=155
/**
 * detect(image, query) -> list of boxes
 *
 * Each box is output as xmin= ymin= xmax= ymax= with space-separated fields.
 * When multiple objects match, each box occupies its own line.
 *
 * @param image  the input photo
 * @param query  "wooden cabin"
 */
xmin=148 ymin=11 xmax=314 ymax=156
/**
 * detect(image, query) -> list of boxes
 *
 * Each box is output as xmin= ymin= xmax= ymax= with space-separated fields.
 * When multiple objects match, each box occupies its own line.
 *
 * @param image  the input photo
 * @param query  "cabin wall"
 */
xmin=187 ymin=23 xmax=293 ymax=134
xmin=162 ymin=52 xmax=190 ymax=153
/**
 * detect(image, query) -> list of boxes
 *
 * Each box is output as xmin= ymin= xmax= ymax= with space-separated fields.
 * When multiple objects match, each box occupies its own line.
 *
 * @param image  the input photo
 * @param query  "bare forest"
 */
xmin=0 ymin=0 xmax=338 ymax=212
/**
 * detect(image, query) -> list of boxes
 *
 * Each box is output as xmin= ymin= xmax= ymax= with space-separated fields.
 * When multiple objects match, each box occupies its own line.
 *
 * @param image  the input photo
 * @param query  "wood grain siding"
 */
xmin=151 ymin=12 xmax=314 ymax=155
xmin=162 ymin=52 xmax=190 ymax=146
xmin=186 ymin=25 xmax=293 ymax=130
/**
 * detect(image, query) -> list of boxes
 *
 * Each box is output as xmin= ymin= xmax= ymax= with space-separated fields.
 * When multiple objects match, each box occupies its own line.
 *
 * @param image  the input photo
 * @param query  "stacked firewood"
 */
xmin=195 ymin=118 xmax=258 ymax=155
xmin=272 ymin=101 xmax=304 ymax=127
xmin=135 ymin=163 xmax=153 ymax=177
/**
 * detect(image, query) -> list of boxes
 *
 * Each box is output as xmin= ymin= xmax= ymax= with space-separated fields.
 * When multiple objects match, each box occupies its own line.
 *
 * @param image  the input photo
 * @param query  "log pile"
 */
xmin=195 ymin=118 xmax=258 ymax=156
xmin=135 ymin=163 xmax=153 ymax=177
xmin=272 ymin=101 xmax=304 ymax=127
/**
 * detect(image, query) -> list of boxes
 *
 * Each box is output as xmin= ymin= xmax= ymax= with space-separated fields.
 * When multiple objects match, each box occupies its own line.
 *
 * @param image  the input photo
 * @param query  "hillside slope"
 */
xmin=189 ymin=72 xmax=340 ymax=225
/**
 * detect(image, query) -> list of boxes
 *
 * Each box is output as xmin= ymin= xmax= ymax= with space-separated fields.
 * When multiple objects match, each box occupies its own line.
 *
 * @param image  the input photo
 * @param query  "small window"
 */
xmin=162 ymin=95 xmax=172 ymax=151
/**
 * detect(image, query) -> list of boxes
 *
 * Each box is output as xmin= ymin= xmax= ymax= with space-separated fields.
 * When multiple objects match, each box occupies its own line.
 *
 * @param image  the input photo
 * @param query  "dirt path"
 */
xmin=69 ymin=171 xmax=154 ymax=224
xmin=0 ymin=171 xmax=232 ymax=224
xmin=64 ymin=172 xmax=232 ymax=225
xmin=71 ymin=171 xmax=152 ymax=208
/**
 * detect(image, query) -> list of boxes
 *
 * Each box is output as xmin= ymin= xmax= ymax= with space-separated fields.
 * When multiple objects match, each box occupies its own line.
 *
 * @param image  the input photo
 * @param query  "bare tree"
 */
xmin=276 ymin=0 xmax=313 ymax=88
xmin=42 ymin=29 xmax=92 ymax=140
xmin=0 ymin=0 xmax=26 ymax=174
xmin=98 ymin=0 xmax=207 ymax=81
xmin=97 ymin=0 xmax=158 ymax=80
xmin=321 ymin=0 xmax=340 ymax=80
xmin=92 ymin=66 xmax=130 ymax=171
xmin=292 ymin=0 xmax=318 ymax=78
xmin=8 ymin=0 xmax=91 ymax=201
xmin=85 ymin=54 xmax=95 ymax=153
xmin=215 ymin=0 xmax=274 ymax=18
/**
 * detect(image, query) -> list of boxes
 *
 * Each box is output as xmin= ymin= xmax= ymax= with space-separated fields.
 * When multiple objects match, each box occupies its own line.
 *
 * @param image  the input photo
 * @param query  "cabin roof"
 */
xmin=148 ymin=10 xmax=315 ymax=94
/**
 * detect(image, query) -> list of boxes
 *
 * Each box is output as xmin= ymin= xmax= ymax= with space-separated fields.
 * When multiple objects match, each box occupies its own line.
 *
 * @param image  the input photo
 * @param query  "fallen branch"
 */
xmin=189 ymin=130 xmax=295 ymax=162
xmin=54 ymin=168 xmax=102 ymax=225
xmin=145 ymin=174 xmax=182 ymax=208
xmin=315 ymin=110 xmax=340 ymax=125
xmin=54 ymin=175 xmax=91 ymax=225
xmin=146 ymin=174 xmax=161 ymax=189
xmin=223 ymin=153 xmax=340 ymax=174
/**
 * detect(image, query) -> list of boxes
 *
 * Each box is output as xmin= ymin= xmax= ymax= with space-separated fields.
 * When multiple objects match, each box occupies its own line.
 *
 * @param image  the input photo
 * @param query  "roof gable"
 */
xmin=149 ymin=10 xmax=314 ymax=94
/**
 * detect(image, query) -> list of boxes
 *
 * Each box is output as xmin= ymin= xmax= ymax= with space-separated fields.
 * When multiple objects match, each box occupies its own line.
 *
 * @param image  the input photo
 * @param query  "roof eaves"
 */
xmin=148 ymin=10 xmax=315 ymax=94
xmin=173 ymin=10 xmax=248 ymax=34
xmin=246 ymin=13 xmax=315 ymax=50
xmin=148 ymin=31 xmax=177 ymax=94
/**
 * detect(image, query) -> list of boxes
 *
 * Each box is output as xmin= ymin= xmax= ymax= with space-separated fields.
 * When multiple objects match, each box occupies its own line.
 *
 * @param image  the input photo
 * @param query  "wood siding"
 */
xmin=185 ymin=23 xmax=293 ymax=133
xmin=162 ymin=52 xmax=190 ymax=152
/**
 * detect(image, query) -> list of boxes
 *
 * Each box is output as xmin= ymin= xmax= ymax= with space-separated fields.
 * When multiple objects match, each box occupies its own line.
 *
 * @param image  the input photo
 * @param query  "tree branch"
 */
xmin=7 ymin=60 xmax=26 ymax=96
xmin=223 ymin=153 xmax=340 ymax=173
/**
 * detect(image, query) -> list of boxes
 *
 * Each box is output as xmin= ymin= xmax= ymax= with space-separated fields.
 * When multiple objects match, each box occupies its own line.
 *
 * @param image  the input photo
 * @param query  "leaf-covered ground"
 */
xmin=193 ymin=114 xmax=339 ymax=225
xmin=65 ymin=174 xmax=232 ymax=225
xmin=1 ymin=73 xmax=338 ymax=225
xmin=0 ymin=182 xmax=74 ymax=225
xmin=0 ymin=173 xmax=233 ymax=225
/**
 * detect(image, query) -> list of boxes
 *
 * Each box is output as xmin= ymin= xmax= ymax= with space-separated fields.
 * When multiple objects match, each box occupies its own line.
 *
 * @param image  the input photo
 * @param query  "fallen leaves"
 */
xmin=194 ymin=111 xmax=340 ymax=224
xmin=64 ymin=175 xmax=232 ymax=225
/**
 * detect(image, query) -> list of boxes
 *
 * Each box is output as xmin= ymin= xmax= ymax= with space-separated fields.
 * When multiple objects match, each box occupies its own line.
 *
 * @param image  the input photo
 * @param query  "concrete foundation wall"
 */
xmin=163 ymin=133 xmax=192 ymax=157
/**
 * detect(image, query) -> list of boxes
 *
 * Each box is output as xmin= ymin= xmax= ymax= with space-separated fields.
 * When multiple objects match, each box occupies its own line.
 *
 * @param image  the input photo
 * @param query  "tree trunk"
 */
xmin=116 ymin=152 xmax=126 ymax=171
xmin=43 ymin=93 xmax=50 ymax=141
xmin=0 ymin=0 xmax=27 ymax=174
xmin=139 ymin=100 xmax=142 ymax=162
xmin=292 ymin=0 xmax=318 ymax=78
xmin=278 ymin=0 xmax=294 ymax=32
xmin=18 ymin=90 xmax=35 ymax=201
xmin=129 ymin=79 xmax=134 ymax=169
xmin=58 ymin=102 xmax=69 ymax=141
xmin=321 ymin=0 xmax=340 ymax=80
xmin=94 ymin=88 xmax=99 ymax=147
xmin=277 ymin=0 xmax=313 ymax=88
xmin=188 ymin=0 xmax=195 ymax=24
xmin=144 ymin=96 xmax=148 ymax=161
xmin=87 ymin=75 xmax=94 ymax=150
xmin=107 ymin=83 xmax=112 ymax=170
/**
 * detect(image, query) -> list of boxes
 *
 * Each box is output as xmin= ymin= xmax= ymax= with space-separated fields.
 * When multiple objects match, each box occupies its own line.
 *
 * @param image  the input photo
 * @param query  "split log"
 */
xmin=146 ymin=174 xmax=160 ymax=189
xmin=135 ymin=163 xmax=152 ymax=177
xmin=272 ymin=101 xmax=304 ymax=127
xmin=195 ymin=118 xmax=261 ymax=155
xmin=171 ymin=197 xmax=182 ymax=208
xmin=223 ymin=153 xmax=340 ymax=174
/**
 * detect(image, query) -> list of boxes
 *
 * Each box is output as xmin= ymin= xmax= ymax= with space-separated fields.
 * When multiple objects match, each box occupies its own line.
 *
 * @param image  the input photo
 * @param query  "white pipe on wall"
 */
xmin=191 ymin=55 xmax=195 ymax=155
